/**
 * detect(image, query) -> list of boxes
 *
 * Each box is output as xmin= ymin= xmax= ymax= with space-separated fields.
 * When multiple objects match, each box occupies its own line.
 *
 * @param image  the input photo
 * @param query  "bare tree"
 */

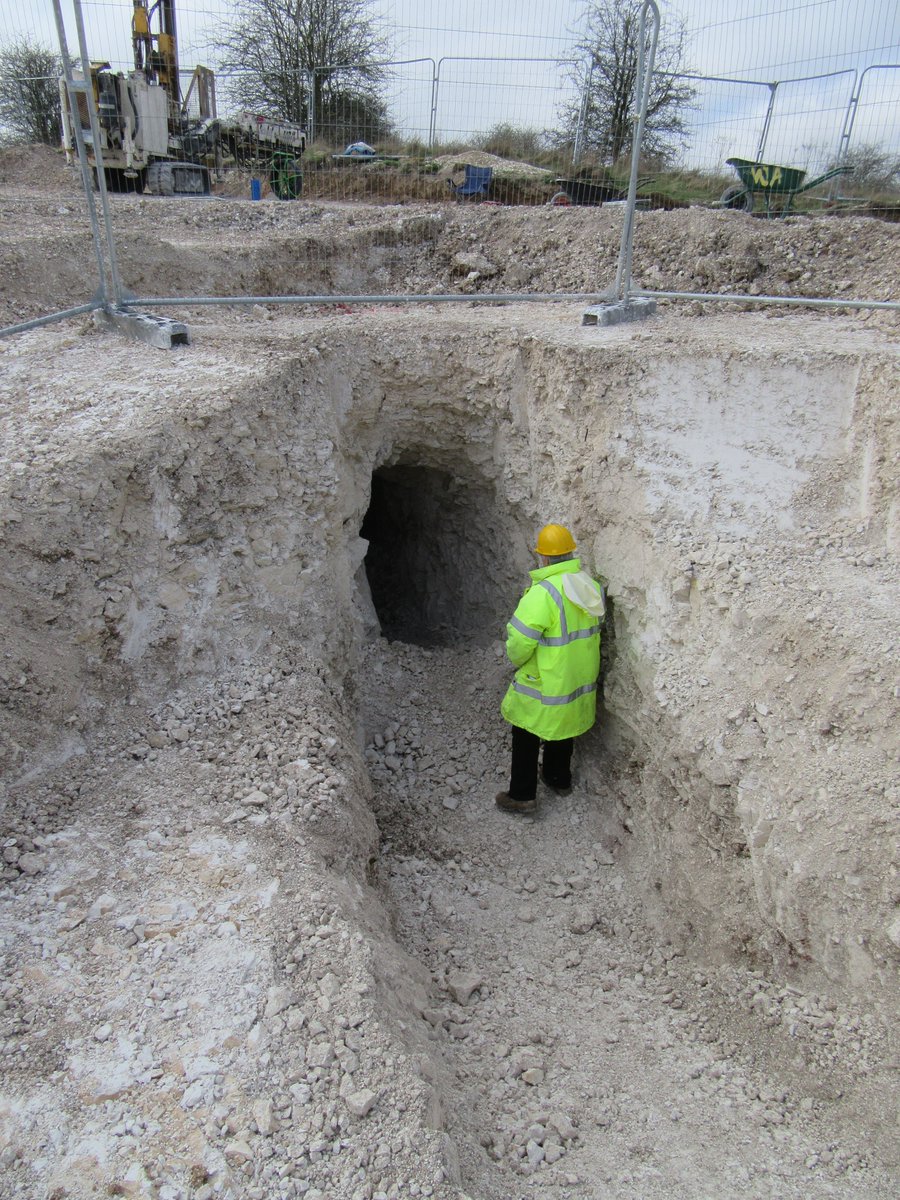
xmin=0 ymin=40 xmax=65 ymax=147
xmin=833 ymin=142 xmax=900 ymax=193
xmin=558 ymin=0 xmax=695 ymax=167
xmin=214 ymin=0 xmax=392 ymax=143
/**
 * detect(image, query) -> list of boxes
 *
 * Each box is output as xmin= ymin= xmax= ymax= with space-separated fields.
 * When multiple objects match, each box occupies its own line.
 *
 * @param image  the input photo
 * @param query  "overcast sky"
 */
xmin=5 ymin=1 xmax=898 ymax=168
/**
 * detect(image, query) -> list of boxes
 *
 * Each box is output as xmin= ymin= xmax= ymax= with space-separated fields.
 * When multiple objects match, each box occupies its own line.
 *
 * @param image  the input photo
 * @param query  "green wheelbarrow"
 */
xmin=719 ymin=157 xmax=851 ymax=217
xmin=269 ymin=150 xmax=303 ymax=200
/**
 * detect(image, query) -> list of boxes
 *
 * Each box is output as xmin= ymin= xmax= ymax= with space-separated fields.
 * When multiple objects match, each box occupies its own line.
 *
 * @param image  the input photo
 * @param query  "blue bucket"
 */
xmin=250 ymin=178 xmax=261 ymax=201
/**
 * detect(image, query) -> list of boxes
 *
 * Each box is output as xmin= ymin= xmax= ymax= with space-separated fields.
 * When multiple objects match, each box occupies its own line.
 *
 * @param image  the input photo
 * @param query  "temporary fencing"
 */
xmin=0 ymin=0 xmax=898 ymax=338
xmin=669 ymin=73 xmax=774 ymax=174
xmin=841 ymin=64 xmax=900 ymax=166
xmin=308 ymin=59 xmax=435 ymax=146
xmin=622 ymin=3 xmax=899 ymax=317
xmin=427 ymin=56 xmax=583 ymax=148
xmin=676 ymin=69 xmax=861 ymax=177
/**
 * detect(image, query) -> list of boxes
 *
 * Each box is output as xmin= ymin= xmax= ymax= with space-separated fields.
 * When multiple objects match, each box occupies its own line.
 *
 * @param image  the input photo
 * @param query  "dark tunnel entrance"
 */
xmin=359 ymin=463 xmax=518 ymax=647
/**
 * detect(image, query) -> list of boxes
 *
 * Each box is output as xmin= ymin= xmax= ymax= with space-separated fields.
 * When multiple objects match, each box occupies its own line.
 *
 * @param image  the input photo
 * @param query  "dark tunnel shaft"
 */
xmin=359 ymin=463 xmax=519 ymax=647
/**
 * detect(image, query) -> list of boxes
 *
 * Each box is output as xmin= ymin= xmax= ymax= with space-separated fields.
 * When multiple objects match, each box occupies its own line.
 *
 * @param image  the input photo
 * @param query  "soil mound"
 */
xmin=0 ymin=142 xmax=77 ymax=190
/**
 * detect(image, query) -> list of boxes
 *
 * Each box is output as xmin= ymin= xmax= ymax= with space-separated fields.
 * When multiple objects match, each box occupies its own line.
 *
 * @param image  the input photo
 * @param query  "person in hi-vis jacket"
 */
xmin=496 ymin=524 xmax=605 ymax=815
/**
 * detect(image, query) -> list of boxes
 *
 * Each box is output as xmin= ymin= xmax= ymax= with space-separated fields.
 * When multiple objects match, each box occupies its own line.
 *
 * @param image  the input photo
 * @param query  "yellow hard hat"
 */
xmin=535 ymin=523 xmax=576 ymax=555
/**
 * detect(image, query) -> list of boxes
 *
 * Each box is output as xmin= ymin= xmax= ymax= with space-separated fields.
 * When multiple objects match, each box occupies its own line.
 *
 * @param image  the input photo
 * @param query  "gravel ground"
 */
xmin=365 ymin=640 xmax=898 ymax=1199
xmin=1 ymin=144 xmax=898 ymax=327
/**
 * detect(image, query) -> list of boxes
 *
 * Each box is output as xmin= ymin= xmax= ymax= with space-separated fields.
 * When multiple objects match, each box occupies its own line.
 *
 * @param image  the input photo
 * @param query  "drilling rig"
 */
xmin=61 ymin=0 xmax=306 ymax=196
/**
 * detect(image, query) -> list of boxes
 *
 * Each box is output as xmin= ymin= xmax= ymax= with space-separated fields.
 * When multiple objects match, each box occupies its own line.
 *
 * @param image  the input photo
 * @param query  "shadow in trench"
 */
xmin=359 ymin=463 xmax=519 ymax=648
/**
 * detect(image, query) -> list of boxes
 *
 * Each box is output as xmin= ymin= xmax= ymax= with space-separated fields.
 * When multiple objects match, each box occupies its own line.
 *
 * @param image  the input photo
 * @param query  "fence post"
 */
xmin=755 ymin=82 xmax=778 ymax=163
xmin=835 ymin=65 xmax=900 ymax=172
xmin=572 ymin=60 xmax=594 ymax=167
xmin=615 ymin=0 xmax=660 ymax=303
xmin=429 ymin=59 xmax=444 ymax=149
xmin=422 ymin=60 xmax=437 ymax=150
xmin=834 ymin=73 xmax=861 ymax=172
xmin=824 ymin=69 xmax=857 ymax=197
xmin=51 ymin=0 xmax=115 ymax=307
xmin=309 ymin=67 xmax=318 ymax=144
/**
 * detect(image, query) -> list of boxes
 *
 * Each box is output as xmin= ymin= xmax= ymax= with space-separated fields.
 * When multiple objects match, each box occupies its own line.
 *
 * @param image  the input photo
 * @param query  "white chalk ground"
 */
xmin=0 ymin=158 xmax=898 ymax=1199
xmin=0 ymin=623 xmax=895 ymax=1199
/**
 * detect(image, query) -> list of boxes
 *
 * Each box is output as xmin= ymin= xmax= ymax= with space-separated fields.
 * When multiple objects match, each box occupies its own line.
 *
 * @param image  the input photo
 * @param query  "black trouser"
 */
xmin=508 ymin=726 xmax=574 ymax=801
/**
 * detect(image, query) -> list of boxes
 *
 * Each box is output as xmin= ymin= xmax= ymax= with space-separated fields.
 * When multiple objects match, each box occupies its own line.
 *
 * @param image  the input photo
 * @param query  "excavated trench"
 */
xmin=1 ymin=309 xmax=897 ymax=1196
xmin=2 ymin=309 xmax=895 ymax=1000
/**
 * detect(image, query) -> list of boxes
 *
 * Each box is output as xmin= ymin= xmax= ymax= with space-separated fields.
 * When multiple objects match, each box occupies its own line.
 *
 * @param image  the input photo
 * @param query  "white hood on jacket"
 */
xmin=561 ymin=570 xmax=606 ymax=618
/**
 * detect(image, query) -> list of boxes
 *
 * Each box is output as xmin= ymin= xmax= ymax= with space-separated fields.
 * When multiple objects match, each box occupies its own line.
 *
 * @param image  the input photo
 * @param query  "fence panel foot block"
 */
xmin=582 ymin=299 xmax=657 ymax=326
xmin=94 ymin=308 xmax=191 ymax=349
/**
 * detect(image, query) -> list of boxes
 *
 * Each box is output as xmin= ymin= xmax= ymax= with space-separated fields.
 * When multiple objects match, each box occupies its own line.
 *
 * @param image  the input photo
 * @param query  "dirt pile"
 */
xmin=0 ymin=144 xmax=78 ymax=191
xmin=432 ymin=149 xmax=551 ymax=180
xmin=1 ymin=149 xmax=898 ymax=326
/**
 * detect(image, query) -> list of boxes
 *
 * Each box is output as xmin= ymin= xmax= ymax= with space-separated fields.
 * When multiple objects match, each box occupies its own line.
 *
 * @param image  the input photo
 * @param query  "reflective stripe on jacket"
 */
xmin=500 ymin=557 xmax=603 ymax=741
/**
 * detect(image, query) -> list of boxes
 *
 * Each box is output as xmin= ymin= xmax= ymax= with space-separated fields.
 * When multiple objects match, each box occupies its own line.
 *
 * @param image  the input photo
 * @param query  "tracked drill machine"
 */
xmin=61 ymin=0 xmax=306 ymax=196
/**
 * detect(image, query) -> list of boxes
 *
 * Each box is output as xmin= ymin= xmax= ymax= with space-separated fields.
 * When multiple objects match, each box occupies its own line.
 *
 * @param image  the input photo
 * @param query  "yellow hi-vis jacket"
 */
xmin=501 ymin=558 xmax=605 ymax=741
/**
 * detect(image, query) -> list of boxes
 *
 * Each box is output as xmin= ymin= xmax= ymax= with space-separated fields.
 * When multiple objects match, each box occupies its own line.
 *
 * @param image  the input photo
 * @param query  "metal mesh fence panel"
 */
xmin=761 ymin=70 xmax=858 ymax=175
xmin=627 ymin=1 xmax=899 ymax=309
xmin=668 ymin=66 xmax=864 ymax=189
xmin=430 ymin=56 xmax=581 ymax=147
xmin=308 ymin=60 xmax=435 ymax=147
xmin=668 ymin=0 xmax=899 ymax=192
xmin=0 ymin=1 xmax=115 ymax=330
xmin=0 ymin=0 xmax=898 ymax=327
xmin=674 ymin=74 xmax=773 ymax=175
xmin=847 ymin=64 xmax=900 ymax=162
xmin=301 ymin=59 xmax=438 ymax=203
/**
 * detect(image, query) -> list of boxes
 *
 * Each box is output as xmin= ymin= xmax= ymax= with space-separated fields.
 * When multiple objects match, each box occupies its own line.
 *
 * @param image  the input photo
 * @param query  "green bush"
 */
xmin=474 ymin=123 xmax=549 ymax=163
